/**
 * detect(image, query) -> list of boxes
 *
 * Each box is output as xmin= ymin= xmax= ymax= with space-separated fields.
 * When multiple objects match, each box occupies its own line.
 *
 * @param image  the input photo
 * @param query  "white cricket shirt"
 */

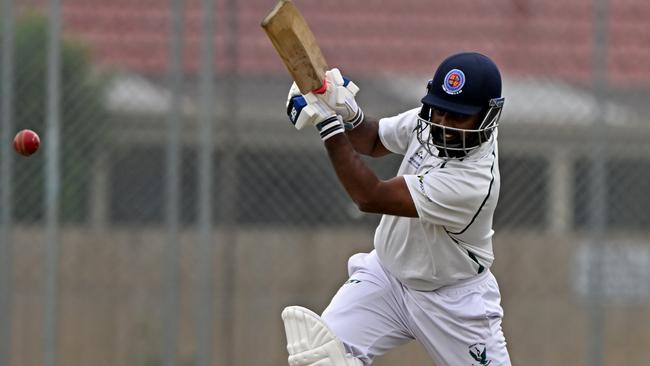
xmin=374 ymin=107 xmax=500 ymax=291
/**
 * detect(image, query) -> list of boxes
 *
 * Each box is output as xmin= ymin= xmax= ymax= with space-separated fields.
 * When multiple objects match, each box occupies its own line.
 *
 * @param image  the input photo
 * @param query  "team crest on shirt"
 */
xmin=468 ymin=343 xmax=492 ymax=365
xmin=442 ymin=69 xmax=465 ymax=95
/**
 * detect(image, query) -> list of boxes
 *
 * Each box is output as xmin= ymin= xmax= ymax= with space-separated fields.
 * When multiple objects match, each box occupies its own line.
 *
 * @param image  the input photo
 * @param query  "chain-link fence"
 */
xmin=1 ymin=0 xmax=650 ymax=365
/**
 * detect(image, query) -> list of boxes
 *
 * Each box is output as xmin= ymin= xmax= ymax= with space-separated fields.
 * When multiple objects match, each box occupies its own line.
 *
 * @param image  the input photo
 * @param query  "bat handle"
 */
xmin=311 ymin=79 xmax=327 ymax=94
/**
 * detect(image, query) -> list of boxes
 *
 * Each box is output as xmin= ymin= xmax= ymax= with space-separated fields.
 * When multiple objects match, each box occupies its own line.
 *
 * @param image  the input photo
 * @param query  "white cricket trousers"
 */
xmin=321 ymin=251 xmax=511 ymax=366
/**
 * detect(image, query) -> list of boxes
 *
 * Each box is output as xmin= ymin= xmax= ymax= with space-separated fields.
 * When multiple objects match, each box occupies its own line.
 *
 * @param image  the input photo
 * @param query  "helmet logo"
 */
xmin=442 ymin=69 xmax=465 ymax=95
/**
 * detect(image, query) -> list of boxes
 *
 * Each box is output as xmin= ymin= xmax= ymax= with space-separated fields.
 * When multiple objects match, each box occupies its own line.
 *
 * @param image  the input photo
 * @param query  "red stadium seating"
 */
xmin=17 ymin=0 xmax=650 ymax=86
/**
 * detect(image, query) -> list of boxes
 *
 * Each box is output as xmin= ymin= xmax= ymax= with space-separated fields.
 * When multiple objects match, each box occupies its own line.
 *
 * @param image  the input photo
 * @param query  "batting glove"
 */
xmin=286 ymin=81 xmax=302 ymax=106
xmin=287 ymin=92 xmax=344 ymax=141
xmin=320 ymin=68 xmax=365 ymax=130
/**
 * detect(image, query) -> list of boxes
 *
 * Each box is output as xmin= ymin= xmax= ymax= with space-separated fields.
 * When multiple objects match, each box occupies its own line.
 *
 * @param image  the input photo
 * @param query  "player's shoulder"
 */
xmin=380 ymin=107 xmax=421 ymax=125
xmin=427 ymin=159 xmax=493 ymax=184
xmin=400 ymin=107 xmax=421 ymax=121
xmin=444 ymin=150 xmax=496 ymax=182
xmin=447 ymin=138 xmax=498 ymax=168
xmin=378 ymin=107 xmax=422 ymax=153
xmin=426 ymin=150 xmax=497 ymax=196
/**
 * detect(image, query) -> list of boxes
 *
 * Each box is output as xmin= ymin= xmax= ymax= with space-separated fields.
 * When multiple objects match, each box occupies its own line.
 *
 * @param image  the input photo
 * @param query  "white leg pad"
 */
xmin=281 ymin=306 xmax=363 ymax=366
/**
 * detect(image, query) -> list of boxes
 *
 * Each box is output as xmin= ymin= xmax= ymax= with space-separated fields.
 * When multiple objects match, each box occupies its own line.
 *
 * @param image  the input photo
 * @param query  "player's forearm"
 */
xmin=323 ymin=133 xmax=382 ymax=211
xmin=345 ymin=117 xmax=386 ymax=157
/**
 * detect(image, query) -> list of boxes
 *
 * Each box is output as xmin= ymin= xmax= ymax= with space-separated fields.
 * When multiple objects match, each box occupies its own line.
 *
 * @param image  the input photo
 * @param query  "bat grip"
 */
xmin=311 ymin=79 xmax=327 ymax=94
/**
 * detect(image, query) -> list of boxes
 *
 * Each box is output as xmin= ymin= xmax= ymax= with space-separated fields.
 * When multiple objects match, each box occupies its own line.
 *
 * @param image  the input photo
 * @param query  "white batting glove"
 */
xmin=286 ymin=81 xmax=302 ymax=106
xmin=286 ymin=92 xmax=345 ymax=141
xmin=319 ymin=68 xmax=365 ymax=130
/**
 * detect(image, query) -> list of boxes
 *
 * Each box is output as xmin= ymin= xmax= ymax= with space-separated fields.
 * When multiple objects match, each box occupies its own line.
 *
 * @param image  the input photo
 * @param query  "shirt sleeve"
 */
xmin=402 ymin=167 xmax=491 ymax=231
xmin=378 ymin=108 xmax=420 ymax=155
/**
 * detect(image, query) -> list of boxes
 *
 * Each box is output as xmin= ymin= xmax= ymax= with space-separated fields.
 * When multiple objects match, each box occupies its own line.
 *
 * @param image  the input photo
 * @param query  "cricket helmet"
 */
xmin=416 ymin=52 xmax=505 ymax=158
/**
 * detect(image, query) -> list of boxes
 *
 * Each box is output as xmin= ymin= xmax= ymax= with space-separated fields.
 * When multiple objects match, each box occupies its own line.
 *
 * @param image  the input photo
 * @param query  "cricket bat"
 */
xmin=261 ymin=0 xmax=328 ymax=94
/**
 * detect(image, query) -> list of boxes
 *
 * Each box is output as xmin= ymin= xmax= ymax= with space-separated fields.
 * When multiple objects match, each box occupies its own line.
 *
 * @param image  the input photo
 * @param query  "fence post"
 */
xmin=0 ymin=0 xmax=16 ymax=364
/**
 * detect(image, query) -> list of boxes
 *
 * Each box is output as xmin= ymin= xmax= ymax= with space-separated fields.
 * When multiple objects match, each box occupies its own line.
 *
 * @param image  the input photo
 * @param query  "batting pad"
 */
xmin=282 ymin=306 xmax=363 ymax=366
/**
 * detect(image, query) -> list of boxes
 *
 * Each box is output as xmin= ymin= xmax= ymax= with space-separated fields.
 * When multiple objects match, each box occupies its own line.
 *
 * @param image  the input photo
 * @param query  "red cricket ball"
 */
xmin=13 ymin=129 xmax=41 ymax=156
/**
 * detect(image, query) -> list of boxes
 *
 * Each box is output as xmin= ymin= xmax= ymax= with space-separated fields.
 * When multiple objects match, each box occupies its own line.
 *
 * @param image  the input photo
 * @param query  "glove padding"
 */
xmin=285 ymin=69 xmax=364 ymax=130
xmin=286 ymin=92 xmax=344 ymax=141
xmin=320 ymin=68 xmax=364 ymax=130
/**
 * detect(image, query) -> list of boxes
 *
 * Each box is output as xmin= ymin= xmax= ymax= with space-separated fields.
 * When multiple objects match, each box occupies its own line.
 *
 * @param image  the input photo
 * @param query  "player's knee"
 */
xmin=282 ymin=306 xmax=364 ymax=366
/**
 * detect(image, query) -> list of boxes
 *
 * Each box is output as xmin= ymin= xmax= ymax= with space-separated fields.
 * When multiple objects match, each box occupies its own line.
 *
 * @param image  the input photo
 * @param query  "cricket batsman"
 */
xmin=283 ymin=52 xmax=511 ymax=365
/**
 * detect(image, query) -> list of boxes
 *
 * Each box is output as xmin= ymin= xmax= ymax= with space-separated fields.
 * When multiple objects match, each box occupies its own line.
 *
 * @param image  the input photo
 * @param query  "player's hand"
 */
xmin=286 ymin=92 xmax=345 ymax=141
xmin=286 ymin=88 xmax=333 ymax=129
xmin=320 ymin=68 xmax=365 ymax=130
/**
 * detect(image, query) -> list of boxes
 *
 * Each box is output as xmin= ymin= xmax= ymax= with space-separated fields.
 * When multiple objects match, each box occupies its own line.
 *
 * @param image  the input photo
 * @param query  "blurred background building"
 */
xmin=1 ymin=0 xmax=649 ymax=365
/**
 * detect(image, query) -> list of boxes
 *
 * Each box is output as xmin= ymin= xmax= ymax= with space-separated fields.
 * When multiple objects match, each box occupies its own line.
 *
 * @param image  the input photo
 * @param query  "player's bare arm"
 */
xmin=323 ymin=133 xmax=417 ymax=217
xmin=285 ymin=87 xmax=417 ymax=217
xmin=345 ymin=116 xmax=391 ymax=157
xmin=282 ymin=68 xmax=415 ymax=216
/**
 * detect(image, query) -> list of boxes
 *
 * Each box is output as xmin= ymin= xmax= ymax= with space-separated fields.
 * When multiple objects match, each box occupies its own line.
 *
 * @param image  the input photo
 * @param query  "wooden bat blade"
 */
xmin=261 ymin=0 xmax=327 ymax=94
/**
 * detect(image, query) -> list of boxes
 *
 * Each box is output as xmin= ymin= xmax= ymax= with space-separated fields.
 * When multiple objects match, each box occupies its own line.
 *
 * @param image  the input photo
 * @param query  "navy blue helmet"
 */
xmin=416 ymin=52 xmax=505 ymax=158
